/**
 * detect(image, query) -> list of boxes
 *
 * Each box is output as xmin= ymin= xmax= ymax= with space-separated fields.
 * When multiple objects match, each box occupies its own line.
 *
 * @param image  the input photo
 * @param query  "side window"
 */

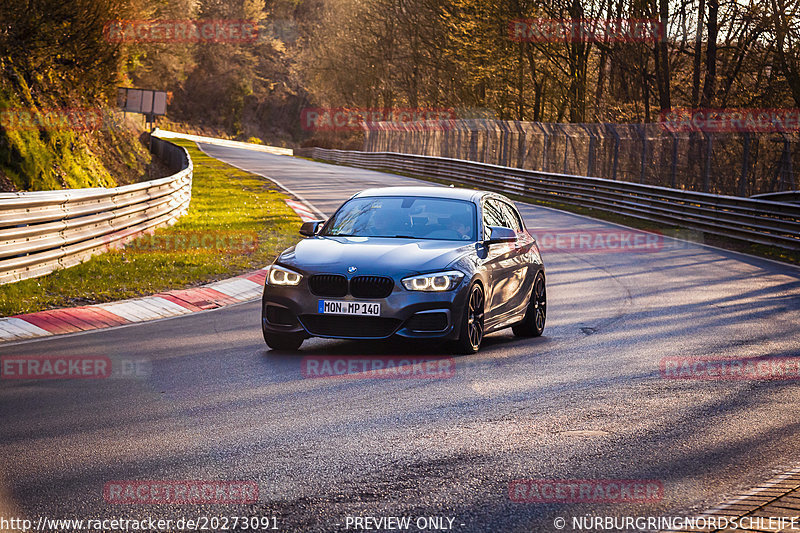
xmin=498 ymin=201 xmax=522 ymax=232
xmin=482 ymin=199 xmax=505 ymax=239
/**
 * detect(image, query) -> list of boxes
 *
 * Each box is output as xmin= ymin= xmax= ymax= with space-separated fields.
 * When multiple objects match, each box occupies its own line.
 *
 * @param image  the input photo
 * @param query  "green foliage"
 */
xmin=0 ymin=0 xmax=152 ymax=191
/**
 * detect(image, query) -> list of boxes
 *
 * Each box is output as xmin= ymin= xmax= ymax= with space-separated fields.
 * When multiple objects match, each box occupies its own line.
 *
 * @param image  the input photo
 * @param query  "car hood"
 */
xmin=278 ymin=236 xmax=475 ymax=276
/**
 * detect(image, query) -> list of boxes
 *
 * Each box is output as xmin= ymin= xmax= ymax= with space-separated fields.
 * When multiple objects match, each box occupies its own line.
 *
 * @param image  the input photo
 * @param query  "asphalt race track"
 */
xmin=1 ymin=143 xmax=799 ymax=532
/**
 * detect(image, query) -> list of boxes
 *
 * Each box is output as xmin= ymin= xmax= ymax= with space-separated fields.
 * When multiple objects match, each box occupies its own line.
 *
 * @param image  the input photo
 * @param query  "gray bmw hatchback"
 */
xmin=261 ymin=186 xmax=546 ymax=353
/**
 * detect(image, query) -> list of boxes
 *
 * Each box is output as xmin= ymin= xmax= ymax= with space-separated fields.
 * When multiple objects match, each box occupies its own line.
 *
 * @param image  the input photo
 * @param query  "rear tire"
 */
xmin=453 ymin=282 xmax=485 ymax=354
xmin=512 ymin=271 xmax=546 ymax=337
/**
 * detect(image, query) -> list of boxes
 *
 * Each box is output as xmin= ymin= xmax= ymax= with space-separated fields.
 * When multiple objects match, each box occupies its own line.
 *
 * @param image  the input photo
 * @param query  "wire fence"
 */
xmin=362 ymin=120 xmax=799 ymax=197
xmin=301 ymin=147 xmax=800 ymax=250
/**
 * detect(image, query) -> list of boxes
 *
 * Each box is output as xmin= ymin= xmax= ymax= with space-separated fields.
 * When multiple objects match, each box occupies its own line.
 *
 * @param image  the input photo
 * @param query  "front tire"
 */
xmin=454 ymin=282 xmax=485 ymax=354
xmin=262 ymin=329 xmax=304 ymax=351
xmin=512 ymin=271 xmax=546 ymax=337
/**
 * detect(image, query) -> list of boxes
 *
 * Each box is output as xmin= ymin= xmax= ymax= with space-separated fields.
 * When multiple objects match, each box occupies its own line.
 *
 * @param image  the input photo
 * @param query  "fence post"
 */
xmin=775 ymin=133 xmax=796 ymax=191
xmin=441 ymin=120 xmax=451 ymax=159
xmin=516 ymin=121 xmax=526 ymax=169
xmin=362 ymin=123 xmax=371 ymax=152
xmin=582 ymin=124 xmax=596 ymax=177
xmin=739 ymin=133 xmax=750 ymax=197
xmin=637 ymin=124 xmax=647 ymax=184
xmin=537 ymin=123 xmax=550 ymax=172
xmin=703 ymin=131 xmax=713 ymax=193
xmin=610 ymin=124 xmax=620 ymax=180
xmin=498 ymin=120 xmax=510 ymax=167
xmin=669 ymin=130 xmax=678 ymax=189
xmin=562 ymin=124 xmax=570 ymax=174
xmin=468 ymin=120 xmax=479 ymax=161
xmin=482 ymin=119 xmax=492 ymax=164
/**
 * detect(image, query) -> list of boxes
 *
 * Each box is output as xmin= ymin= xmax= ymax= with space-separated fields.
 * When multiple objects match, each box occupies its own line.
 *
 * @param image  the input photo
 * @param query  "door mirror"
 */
xmin=300 ymin=220 xmax=325 ymax=237
xmin=485 ymin=226 xmax=517 ymax=245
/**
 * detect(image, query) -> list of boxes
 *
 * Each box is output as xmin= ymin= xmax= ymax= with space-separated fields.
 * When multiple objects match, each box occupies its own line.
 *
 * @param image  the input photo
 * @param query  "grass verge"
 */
xmin=304 ymin=157 xmax=800 ymax=266
xmin=0 ymin=139 xmax=300 ymax=316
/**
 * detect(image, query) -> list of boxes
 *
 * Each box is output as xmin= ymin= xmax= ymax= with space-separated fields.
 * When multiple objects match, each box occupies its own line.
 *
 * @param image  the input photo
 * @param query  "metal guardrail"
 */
xmin=751 ymin=191 xmax=800 ymax=205
xmin=152 ymin=129 xmax=293 ymax=156
xmin=0 ymin=136 xmax=192 ymax=285
xmin=299 ymin=148 xmax=800 ymax=251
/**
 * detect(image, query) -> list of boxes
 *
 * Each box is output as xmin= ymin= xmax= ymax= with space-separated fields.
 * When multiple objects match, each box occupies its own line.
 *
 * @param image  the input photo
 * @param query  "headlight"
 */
xmin=402 ymin=271 xmax=464 ymax=291
xmin=267 ymin=265 xmax=303 ymax=286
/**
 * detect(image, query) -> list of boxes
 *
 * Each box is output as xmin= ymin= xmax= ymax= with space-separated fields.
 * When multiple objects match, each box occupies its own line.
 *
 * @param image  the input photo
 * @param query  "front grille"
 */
xmin=265 ymin=305 xmax=297 ymax=326
xmin=309 ymin=274 xmax=348 ymax=297
xmin=350 ymin=276 xmax=394 ymax=298
xmin=405 ymin=312 xmax=449 ymax=332
xmin=299 ymin=315 xmax=401 ymax=338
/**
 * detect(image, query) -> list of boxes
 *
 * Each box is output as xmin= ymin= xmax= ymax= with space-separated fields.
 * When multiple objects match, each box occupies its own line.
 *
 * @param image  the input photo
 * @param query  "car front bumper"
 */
xmin=261 ymin=278 xmax=470 ymax=341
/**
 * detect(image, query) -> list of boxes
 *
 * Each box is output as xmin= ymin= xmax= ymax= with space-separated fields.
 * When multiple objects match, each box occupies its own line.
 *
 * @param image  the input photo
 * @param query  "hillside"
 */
xmin=0 ymin=69 xmax=158 ymax=192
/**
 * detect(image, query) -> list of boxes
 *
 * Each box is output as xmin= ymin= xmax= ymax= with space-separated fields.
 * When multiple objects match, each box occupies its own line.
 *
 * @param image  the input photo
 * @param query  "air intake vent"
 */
xmin=405 ymin=312 xmax=449 ymax=332
xmin=265 ymin=305 xmax=298 ymax=326
xmin=299 ymin=315 xmax=401 ymax=338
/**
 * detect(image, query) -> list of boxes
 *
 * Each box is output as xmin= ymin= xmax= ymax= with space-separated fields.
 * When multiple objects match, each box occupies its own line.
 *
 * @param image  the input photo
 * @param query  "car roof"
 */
xmin=352 ymin=186 xmax=486 ymax=203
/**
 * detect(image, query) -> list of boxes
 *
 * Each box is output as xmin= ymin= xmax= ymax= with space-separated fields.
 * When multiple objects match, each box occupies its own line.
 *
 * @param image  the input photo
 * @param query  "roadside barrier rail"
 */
xmin=298 ymin=148 xmax=800 ymax=251
xmin=0 ymin=136 xmax=192 ymax=285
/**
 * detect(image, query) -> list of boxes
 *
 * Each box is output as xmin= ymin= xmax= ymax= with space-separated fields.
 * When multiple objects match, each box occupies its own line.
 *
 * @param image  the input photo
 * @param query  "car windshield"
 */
xmin=321 ymin=196 xmax=477 ymax=241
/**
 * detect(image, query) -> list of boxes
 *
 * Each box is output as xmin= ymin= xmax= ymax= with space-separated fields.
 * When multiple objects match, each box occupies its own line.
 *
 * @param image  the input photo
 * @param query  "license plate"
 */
xmin=318 ymin=300 xmax=381 ymax=316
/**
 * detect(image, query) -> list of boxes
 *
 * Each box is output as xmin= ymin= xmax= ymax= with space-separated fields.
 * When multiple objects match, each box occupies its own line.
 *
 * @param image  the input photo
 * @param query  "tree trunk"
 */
xmin=691 ymin=0 xmax=705 ymax=108
xmin=655 ymin=0 xmax=671 ymax=110
xmin=770 ymin=0 xmax=800 ymax=107
xmin=700 ymin=0 xmax=718 ymax=108
xmin=517 ymin=42 xmax=524 ymax=120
